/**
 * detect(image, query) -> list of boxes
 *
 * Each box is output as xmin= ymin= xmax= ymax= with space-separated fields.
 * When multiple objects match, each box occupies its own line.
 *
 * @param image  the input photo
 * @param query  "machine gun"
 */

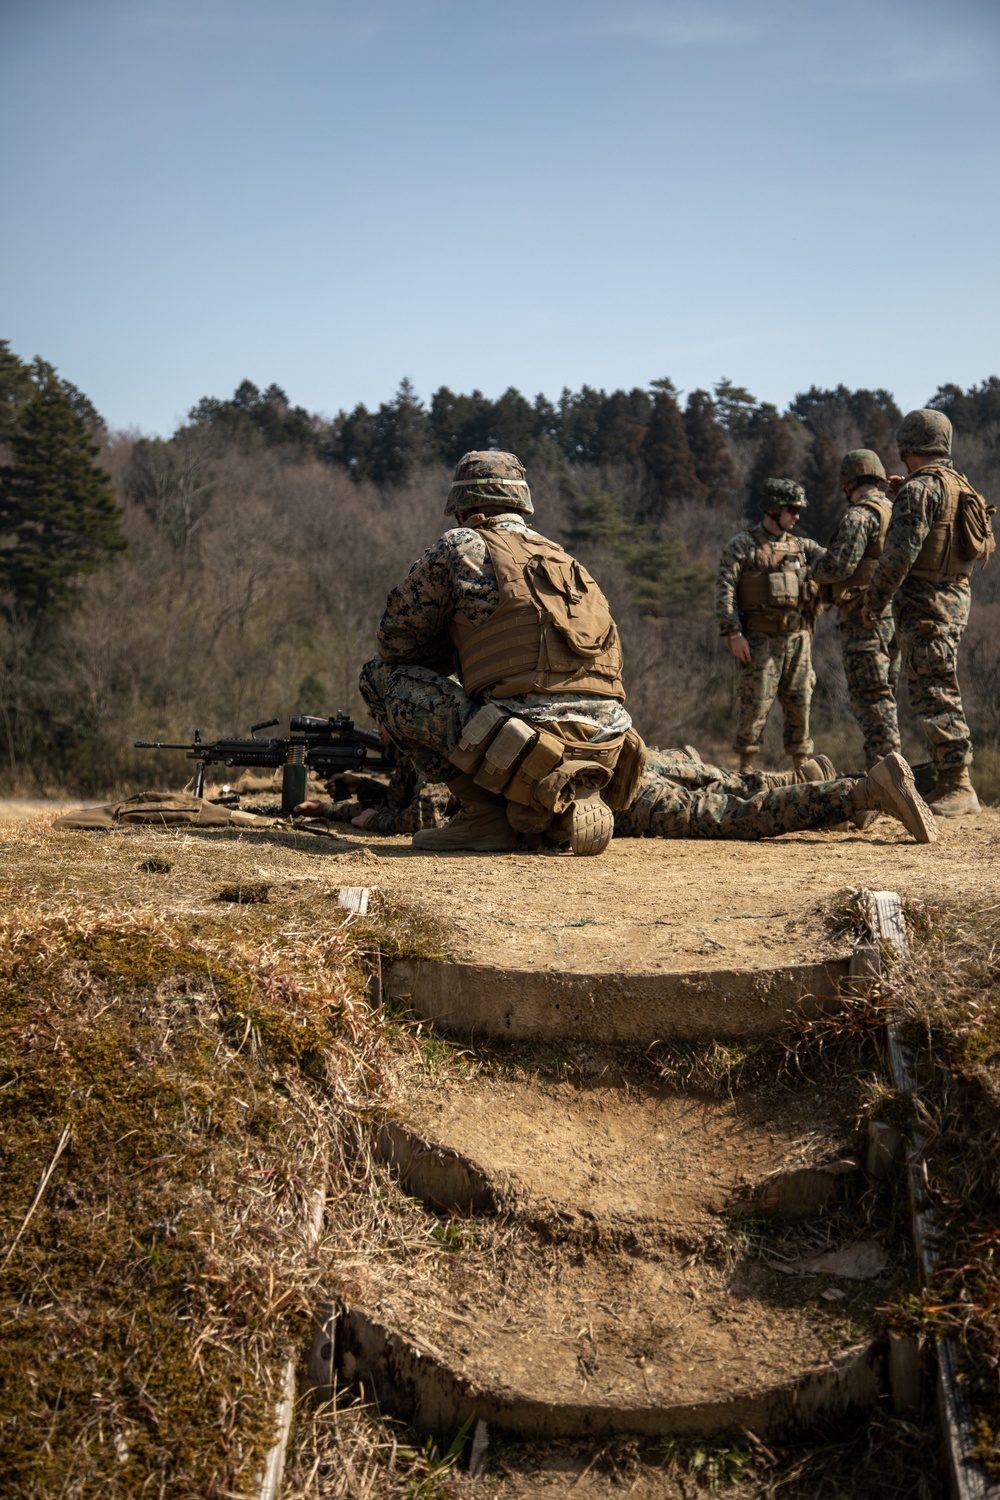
xmin=135 ymin=713 xmax=392 ymax=812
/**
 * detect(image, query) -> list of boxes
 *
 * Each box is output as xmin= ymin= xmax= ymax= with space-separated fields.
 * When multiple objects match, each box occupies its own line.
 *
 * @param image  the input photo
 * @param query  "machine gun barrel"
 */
xmin=133 ymin=740 xmax=201 ymax=750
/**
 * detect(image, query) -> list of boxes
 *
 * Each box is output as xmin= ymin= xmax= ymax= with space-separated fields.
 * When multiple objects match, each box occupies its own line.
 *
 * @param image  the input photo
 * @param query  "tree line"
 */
xmin=1 ymin=339 xmax=999 ymax=795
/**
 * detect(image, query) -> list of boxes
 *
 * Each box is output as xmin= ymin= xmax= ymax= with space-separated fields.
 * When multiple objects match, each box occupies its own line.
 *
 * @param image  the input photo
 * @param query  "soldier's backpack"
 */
xmin=957 ymin=483 xmax=997 ymax=568
xmin=910 ymin=464 xmax=997 ymax=580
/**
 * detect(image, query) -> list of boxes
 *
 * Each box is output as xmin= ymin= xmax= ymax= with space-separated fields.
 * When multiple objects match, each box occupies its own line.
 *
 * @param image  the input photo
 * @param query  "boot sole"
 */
xmin=410 ymin=836 xmax=519 ymax=852
xmin=869 ymin=754 xmax=939 ymax=844
xmin=568 ymin=794 xmax=614 ymax=856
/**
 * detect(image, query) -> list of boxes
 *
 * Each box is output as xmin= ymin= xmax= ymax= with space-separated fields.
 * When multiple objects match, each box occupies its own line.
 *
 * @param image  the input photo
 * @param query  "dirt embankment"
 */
xmin=1 ymin=801 xmax=994 ymax=977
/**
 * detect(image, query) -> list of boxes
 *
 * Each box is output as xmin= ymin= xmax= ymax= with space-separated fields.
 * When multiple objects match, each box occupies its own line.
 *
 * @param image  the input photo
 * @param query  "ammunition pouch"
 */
xmin=827 ymin=555 xmax=879 ymax=606
xmin=735 ymin=531 xmax=811 ymax=634
xmin=448 ymin=704 xmax=646 ymax=817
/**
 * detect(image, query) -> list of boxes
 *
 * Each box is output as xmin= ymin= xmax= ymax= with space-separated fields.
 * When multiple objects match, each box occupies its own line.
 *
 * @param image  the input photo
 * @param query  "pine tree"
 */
xmin=429 ymin=387 xmax=493 ymax=464
xmin=595 ymin=388 xmax=652 ymax=465
xmin=0 ymin=342 xmax=37 ymax=444
xmin=747 ymin=410 xmax=801 ymax=518
xmin=801 ymin=430 xmax=843 ymax=542
xmin=368 ymin=379 xmax=433 ymax=483
xmin=713 ymin=379 xmax=759 ymax=436
xmin=639 ymin=381 xmax=705 ymax=518
xmin=684 ymin=390 xmax=737 ymax=509
xmin=0 ymin=367 xmax=124 ymax=617
xmin=186 ymin=379 xmax=316 ymax=450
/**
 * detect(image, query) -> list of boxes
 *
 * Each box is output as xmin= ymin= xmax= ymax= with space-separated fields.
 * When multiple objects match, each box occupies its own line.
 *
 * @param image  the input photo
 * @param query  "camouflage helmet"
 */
xmin=896 ymin=408 xmax=952 ymax=457
xmin=839 ymin=449 xmax=887 ymax=489
xmin=445 ymin=450 xmax=533 ymax=517
xmin=761 ymin=477 xmax=807 ymax=514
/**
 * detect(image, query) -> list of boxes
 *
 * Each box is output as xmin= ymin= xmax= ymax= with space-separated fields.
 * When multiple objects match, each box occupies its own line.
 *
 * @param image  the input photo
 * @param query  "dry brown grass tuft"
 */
xmin=875 ymin=898 xmax=1000 ymax=1472
xmin=0 ymin=817 xmax=414 ymax=1498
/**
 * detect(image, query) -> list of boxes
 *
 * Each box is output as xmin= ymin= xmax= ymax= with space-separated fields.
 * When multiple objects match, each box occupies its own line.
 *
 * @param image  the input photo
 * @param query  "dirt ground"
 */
xmin=0 ymin=801 xmax=948 ymax=1495
xmin=345 ymin=1057 xmax=886 ymax=1429
xmin=5 ymin=799 xmax=994 ymax=977
xmin=399 ymin=1071 xmax=856 ymax=1233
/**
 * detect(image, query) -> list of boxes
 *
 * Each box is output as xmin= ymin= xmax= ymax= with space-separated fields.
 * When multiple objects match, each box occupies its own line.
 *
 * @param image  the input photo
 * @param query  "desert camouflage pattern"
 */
xmin=445 ymin=449 xmax=533 ymax=516
xmin=614 ymin=752 xmax=856 ymax=840
xmin=812 ymin=501 xmax=900 ymax=766
xmin=864 ymin=461 xmax=973 ymax=769
xmin=896 ymin=408 xmax=952 ymax=456
xmin=373 ymin=514 xmax=631 ymax=741
xmin=325 ymin=759 xmax=455 ymax=835
xmin=716 ymin=526 xmax=825 ymax=636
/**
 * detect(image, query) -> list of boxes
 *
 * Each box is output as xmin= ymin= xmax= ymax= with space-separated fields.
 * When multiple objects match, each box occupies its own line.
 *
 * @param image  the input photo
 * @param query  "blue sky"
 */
xmin=1 ymin=0 xmax=998 ymax=435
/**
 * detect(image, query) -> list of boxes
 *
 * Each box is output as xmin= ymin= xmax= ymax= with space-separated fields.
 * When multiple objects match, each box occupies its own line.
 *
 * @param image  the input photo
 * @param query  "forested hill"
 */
xmin=1 ymin=338 xmax=999 ymax=796
xmin=181 ymin=372 xmax=1000 ymax=544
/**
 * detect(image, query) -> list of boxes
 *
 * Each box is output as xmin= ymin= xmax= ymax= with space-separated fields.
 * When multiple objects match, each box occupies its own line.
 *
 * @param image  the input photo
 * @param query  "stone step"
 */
xmin=324 ymin=1057 xmax=889 ymax=1442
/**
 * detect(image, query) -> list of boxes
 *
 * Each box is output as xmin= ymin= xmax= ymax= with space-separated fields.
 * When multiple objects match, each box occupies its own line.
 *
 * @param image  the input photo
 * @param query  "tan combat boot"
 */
xmin=852 ymin=752 xmax=938 ymax=844
xmin=925 ymin=766 xmax=981 ymax=818
xmin=738 ymin=748 xmax=758 ymax=774
xmin=791 ymin=752 xmax=809 ymax=771
xmin=756 ymin=756 xmax=838 ymax=788
xmin=411 ymin=775 xmax=518 ymax=852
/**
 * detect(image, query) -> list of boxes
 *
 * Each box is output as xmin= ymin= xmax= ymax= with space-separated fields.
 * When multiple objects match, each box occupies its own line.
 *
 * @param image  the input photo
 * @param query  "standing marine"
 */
xmin=861 ymin=409 xmax=995 ymax=817
xmin=811 ymin=450 xmax=901 ymax=768
xmin=358 ymin=450 xmax=646 ymax=855
xmin=716 ymin=478 xmax=825 ymax=773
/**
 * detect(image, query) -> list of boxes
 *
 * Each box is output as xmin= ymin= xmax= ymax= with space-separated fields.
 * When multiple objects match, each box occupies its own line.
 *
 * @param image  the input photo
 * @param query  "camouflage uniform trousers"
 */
xmin=897 ymin=622 xmax=972 ymax=768
xmin=359 ymin=654 xmax=625 ymax=783
xmin=839 ymin=612 xmax=901 ymax=768
xmin=359 ymin=657 xmax=475 ymax=782
xmin=733 ymin=630 xmax=814 ymax=759
xmin=615 ymin=755 xmax=856 ymax=840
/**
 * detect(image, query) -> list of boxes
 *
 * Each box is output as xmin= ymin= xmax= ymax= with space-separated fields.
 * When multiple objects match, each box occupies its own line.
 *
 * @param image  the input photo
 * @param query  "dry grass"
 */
xmin=0 ymin=817 xmax=424 ymax=1498
xmin=876 ymin=898 xmax=1000 ymax=1474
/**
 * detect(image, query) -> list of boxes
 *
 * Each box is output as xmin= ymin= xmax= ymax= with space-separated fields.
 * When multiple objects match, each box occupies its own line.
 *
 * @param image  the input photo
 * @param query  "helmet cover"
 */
xmin=840 ymin=449 xmax=887 ymax=488
xmin=896 ymin=408 xmax=952 ymax=457
xmin=445 ymin=450 xmax=533 ymax=517
xmin=761 ymin=477 xmax=807 ymax=514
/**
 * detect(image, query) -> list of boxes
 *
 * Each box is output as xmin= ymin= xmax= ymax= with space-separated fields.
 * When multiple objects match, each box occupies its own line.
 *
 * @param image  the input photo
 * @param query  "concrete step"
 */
xmin=385 ymin=955 xmax=852 ymax=1043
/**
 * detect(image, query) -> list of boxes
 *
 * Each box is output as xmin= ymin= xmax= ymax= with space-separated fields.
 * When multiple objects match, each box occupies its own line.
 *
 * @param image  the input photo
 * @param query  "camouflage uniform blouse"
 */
xmin=863 ymin=460 xmax=971 ymax=630
xmin=715 ymin=526 xmax=825 ymax=636
xmin=811 ymin=505 xmax=883 ymax=616
xmin=376 ymin=514 xmax=632 ymax=742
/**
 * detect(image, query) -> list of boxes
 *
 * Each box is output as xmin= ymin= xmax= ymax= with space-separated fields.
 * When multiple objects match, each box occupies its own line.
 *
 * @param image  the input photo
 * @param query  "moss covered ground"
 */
xmin=0 ymin=816 xmax=435 ymax=1498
